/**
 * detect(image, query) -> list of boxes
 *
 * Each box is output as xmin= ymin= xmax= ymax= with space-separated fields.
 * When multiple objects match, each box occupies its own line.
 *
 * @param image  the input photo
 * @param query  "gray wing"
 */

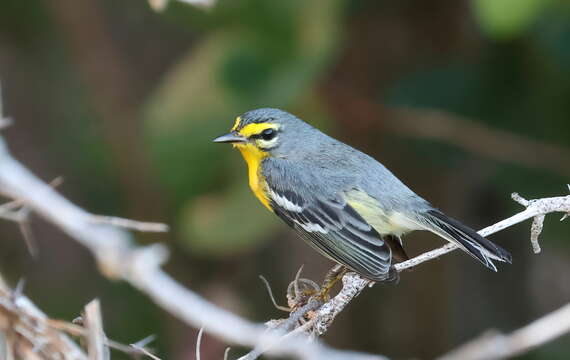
xmin=267 ymin=186 xmax=393 ymax=281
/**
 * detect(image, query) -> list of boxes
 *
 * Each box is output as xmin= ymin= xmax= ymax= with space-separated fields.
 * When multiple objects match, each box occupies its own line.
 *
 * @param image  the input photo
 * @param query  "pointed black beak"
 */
xmin=213 ymin=132 xmax=247 ymax=144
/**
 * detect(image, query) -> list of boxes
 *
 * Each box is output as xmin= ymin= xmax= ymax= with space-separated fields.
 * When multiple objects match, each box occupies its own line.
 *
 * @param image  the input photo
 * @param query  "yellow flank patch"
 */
xmin=231 ymin=116 xmax=242 ymax=131
xmin=235 ymin=142 xmax=272 ymax=211
xmin=238 ymin=123 xmax=279 ymax=137
xmin=345 ymin=190 xmax=414 ymax=236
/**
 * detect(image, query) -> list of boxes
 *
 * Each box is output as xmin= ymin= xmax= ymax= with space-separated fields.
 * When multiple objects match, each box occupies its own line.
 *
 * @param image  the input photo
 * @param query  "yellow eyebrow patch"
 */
xmin=231 ymin=116 xmax=242 ymax=131
xmin=238 ymin=123 xmax=279 ymax=137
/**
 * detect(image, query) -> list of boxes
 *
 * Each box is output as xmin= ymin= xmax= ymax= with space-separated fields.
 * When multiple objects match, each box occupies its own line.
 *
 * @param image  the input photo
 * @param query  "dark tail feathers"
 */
xmin=425 ymin=210 xmax=512 ymax=271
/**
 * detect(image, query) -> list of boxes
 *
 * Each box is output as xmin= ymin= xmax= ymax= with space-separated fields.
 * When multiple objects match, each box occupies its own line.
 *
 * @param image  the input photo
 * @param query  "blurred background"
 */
xmin=0 ymin=0 xmax=569 ymax=358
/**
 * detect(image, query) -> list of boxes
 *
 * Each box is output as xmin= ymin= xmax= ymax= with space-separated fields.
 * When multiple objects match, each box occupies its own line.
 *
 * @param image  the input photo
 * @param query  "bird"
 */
xmin=213 ymin=108 xmax=511 ymax=282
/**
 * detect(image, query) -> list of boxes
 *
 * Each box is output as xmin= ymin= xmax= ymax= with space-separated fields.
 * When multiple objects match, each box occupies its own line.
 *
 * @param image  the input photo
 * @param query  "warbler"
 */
xmin=214 ymin=108 xmax=511 ymax=281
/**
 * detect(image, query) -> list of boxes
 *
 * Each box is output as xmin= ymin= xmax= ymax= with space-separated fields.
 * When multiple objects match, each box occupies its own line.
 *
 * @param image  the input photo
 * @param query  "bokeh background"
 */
xmin=1 ymin=0 xmax=569 ymax=358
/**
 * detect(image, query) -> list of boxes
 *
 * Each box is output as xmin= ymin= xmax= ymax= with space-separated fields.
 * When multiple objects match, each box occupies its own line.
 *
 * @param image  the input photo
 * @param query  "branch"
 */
xmin=437 ymin=302 xmax=570 ymax=360
xmin=1 ymin=128 xmax=567 ymax=359
xmin=308 ymin=188 xmax=570 ymax=337
xmin=83 ymin=300 xmax=110 ymax=360
xmin=393 ymin=190 xmax=570 ymax=272
xmin=90 ymin=215 xmax=169 ymax=233
xmin=147 ymin=0 xmax=215 ymax=11
xmin=0 ymin=273 xmax=160 ymax=359
xmin=0 ymin=139 xmax=385 ymax=359
xmin=0 ymin=274 xmax=87 ymax=360
xmin=1 ymin=78 xmax=568 ymax=358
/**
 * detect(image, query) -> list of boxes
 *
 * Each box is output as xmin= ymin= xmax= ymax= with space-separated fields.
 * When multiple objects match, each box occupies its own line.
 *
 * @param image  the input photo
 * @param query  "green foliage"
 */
xmin=3 ymin=0 xmax=570 ymax=357
xmin=179 ymin=183 xmax=279 ymax=256
xmin=144 ymin=0 xmax=342 ymax=254
xmin=473 ymin=0 xmax=553 ymax=40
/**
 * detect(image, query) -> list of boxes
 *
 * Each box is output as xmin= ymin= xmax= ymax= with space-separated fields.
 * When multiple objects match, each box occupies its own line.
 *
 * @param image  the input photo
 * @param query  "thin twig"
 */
xmin=0 ymin=176 xmax=63 ymax=257
xmin=0 ymin=82 xmax=12 ymax=129
xmin=259 ymin=275 xmax=290 ymax=312
xmin=83 ymin=299 xmax=109 ymax=360
xmin=0 ymin=84 xmax=568 ymax=360
xmin=395 ymin=190 xmax=570 ymax=271
xmin=90 ymin=215 xmax=169 ymax=232
xmin=48 ymin=319 xmax=156 ymax=356
xmin=18 ymin=207 xmax=37 ymax=258
xmin=0 ymin=273 xmax=87 ymax=360
xmin=147 ymin=0 xmax=215 ymax=11
xmin=530 ymin=215 xmax=545 ymax=254
xmin=196 ymin=327 xmax=204 ymax=360
xmin=312 ymin=189 xmax=570 ymax=337
xmin=130 ymin=343 xmax=162 ymax=360
xmin=0 ymin=135 xmax=383 ymax=360
xmin=238 ymin=299 xmax=324 ymax=360
xmin=438 ymin=303 xmax=570 ymax=360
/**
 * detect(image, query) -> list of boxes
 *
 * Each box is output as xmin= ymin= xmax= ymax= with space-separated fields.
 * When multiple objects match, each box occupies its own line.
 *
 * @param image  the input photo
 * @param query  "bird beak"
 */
xmin=213 ymin=132 xmax=247 ymax=144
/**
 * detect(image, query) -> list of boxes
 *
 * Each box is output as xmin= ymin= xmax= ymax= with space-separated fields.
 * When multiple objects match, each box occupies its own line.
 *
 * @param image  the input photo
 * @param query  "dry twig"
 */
xmin=438 ymin=302 xmax=570 ymax=360
xmin=306 ymin=188 xmax=570 ymax=337
xmin=0 ymin=275 xmax=159 ymax=359
xmin=0 ymin=83 xmax=568 ymax=359
xmin=83 ymin=300 xmax=109 ymax=360
xmin=0 ymin=135 xmax=384 ymax=359
xmin=0 ymin=274 xmax=87 ymax=360
xmin=90 ymin=215 xmax=168 ymax=233
xmin=148 ymin=0 xmax=215 ymax=11
xmin=0 ymin=126 xmax=568 ymax=359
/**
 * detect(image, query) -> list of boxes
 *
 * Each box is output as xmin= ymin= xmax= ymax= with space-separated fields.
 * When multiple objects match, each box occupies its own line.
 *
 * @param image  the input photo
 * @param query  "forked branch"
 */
xmin=308 ymin=188 xmax=570 ymax=337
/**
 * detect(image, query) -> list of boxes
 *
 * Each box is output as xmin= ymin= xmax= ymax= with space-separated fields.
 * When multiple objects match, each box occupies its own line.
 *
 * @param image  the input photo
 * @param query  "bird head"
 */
xmin=213 ymin=108 xmax=305 ymax=158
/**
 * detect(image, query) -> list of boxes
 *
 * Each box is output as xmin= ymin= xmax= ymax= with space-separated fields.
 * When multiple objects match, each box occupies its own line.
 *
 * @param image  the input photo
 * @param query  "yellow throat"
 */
xmin=235 ymin=143 xmax=272 ymax=211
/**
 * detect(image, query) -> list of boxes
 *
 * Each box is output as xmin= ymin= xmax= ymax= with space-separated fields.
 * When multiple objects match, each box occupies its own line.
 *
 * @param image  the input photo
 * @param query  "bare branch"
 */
xmin=129 ymin=343 xmax=163 ymax=360
xmin=148 ymin=0 xmax=215 ymax=11
xmin=529 ymin=215 xmax=545 ymax=254
xmin=309 ymin=189 xmax=570 ymax=338
xmin=1 ymin=274 xmax=159 ymax=359
xmin=18 ymin=207 xmax=38 ymax=258
xmin=437 ymin=303 xmax=570 ymax=360
xmin=1 ymin=82 xmax=568 ymax=359
xmin=394 ymin=190 xmax=570 ymax=271
xmin=90 ymin=215 xmax=169 ymax=233
xmin=0 ymin=274 xmax=88 ymax=360
xmin=83 ymin=300 xmax=109 ymax=360
xmin=0 ymin=82 xmax=12 ymax=129
xmin=196 ymin=327 xmax=204 ymax=360
xmin=48 ymin=319 xmax=156 ymax=357
xmin=0 ymin=176 xmax=63 ymax=257
xmin=0 ymin=137 xmax=385 ymax=360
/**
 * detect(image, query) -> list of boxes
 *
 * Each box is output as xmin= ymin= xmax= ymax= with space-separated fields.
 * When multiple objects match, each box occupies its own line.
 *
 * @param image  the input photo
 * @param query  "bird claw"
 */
xmin=286 ymin=266 xmax=321 ymax=311
xmin=284 ymin=265 xmax=347 ymax=310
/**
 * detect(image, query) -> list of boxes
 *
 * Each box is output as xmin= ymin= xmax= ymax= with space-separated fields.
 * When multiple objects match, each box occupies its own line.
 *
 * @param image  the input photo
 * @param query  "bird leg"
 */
xmin=316 ymin=264 xmax=347 ymax=301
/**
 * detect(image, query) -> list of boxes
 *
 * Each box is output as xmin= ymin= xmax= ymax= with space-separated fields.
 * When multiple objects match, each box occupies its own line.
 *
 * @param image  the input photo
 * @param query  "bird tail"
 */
xmin=421 ymin=210 xmax=512 ymax=271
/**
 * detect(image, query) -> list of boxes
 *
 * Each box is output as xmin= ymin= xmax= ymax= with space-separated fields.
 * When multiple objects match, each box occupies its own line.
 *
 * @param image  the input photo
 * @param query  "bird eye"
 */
xmin=261 ymin=128 xmax=276 ymax=141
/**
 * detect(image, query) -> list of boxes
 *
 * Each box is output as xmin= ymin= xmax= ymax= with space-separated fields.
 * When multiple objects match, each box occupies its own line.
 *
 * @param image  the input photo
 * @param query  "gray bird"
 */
xmin=214 ymin=108 xmax=511 ymax=281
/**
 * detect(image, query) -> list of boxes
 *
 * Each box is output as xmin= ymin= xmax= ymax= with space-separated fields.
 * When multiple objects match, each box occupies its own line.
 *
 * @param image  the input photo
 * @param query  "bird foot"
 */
xmin=315 ymin=264 xmax=347 ymax=302
xmin=285 ymin=264 xmax=347 ymax=310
